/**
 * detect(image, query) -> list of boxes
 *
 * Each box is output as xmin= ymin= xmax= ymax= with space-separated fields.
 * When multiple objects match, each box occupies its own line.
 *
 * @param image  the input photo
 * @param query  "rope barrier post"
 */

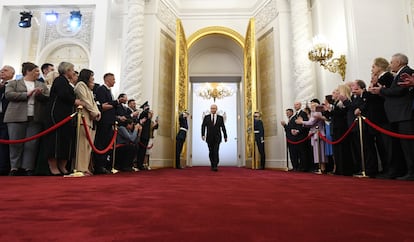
xmin=355 ymin=116 xmax=368 ymax=178
xmin=315 ymin=127 xmax=322 ymax=174
xmin=285 ymin=137 xmax=289 ymax=171
xmin=111 ymin=121 xmax=119 ymax=174
xmin=65 ymin=106 xmax=86 ymax=177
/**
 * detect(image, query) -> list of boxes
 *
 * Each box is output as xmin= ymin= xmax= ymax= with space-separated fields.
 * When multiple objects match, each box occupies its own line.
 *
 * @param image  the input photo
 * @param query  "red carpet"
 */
xmin=1 ymin=167 xmax=414 ymax=242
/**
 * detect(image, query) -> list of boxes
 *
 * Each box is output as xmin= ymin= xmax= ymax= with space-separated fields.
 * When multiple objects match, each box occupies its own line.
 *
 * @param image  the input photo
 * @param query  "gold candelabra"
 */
xmin=308 ymin=43 xmax=346 ymax=81
xmin=197 ymin=83 xmax=234 ymax=102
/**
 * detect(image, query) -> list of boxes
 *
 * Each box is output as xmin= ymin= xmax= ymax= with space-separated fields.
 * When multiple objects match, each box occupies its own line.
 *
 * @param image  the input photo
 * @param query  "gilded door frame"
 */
xmin=174 ymin=19 xmax=257 ymax=168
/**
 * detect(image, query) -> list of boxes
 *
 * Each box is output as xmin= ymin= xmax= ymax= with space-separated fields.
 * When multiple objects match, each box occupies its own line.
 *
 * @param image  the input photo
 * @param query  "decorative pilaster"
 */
xmin=120 ymin=0 xmax=145 ymax=101
xmin=289 ymin=0 xmax=315 ymax=102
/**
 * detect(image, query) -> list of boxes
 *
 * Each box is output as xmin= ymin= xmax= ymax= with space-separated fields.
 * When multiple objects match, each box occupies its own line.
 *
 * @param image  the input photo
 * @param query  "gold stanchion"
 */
xmin=314 ymin=128 xmax=322 ymax=174
xmin=65 ymin=105 xmax=86 ymax=177
xmin=111 ymin=121 xmax=119 ymax=174
xmin=285 ymin=138 xmax=289 ymax=171
xmin=354 ymin=116 xmax=368 ymax=178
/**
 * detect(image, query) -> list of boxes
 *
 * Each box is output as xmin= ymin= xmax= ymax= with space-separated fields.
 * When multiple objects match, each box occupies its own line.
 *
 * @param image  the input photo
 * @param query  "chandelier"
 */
xmin=308 ymin=37 xmax=347 ymax=81
xmin=196 ymin=83 xmax=234 ymax=102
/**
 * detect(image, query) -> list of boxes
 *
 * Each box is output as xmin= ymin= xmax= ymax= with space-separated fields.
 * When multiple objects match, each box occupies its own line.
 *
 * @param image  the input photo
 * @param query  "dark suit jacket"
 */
xmin=380 ymin=66 xmax=414 ymax=123
xmin=289 ymin=110 xmax=309 ymax=141
xmin=343 ymin=91 xmax=368 ymax=130
xmin=201 ymin=114 xmax=227 ymax=143
xmin=0 ymin=84 xmax=8 ymax=121
xmin=95 ymin=85 xmax=117 ymax=125
xmin=176 ymin=114 xmax=188 ymax=141
xmin=48 ymin=75 xmax=76 ymax=123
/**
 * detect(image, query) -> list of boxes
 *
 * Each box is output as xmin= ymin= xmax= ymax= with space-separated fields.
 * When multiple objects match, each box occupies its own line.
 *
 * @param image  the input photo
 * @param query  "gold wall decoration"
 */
xmin=244 ymin=18 xmax=257 ymax=169
xmin=174 ymin=19 xmax=189 ymax=167
xmin=158 ymin=30 xmax=175 ymax=137
xmin=187 ymin=26 xmax=244 ymax=49
xmin=257 ymin=28 xmax=277 ymax=137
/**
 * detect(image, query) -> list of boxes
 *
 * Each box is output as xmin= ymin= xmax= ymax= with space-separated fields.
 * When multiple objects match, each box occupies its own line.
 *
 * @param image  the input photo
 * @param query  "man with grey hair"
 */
xmin=370 ymin=53 xmax=414 ymax=180
xmin=0 ymin=65 xmax=15 ymax=175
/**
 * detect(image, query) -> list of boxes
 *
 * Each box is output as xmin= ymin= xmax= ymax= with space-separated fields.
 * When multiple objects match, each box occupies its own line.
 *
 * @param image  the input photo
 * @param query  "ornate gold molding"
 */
xmin=244 ymin=18 xmax=257 ymax=169
xmin=187 ymin=26 xmax=245 ymax=49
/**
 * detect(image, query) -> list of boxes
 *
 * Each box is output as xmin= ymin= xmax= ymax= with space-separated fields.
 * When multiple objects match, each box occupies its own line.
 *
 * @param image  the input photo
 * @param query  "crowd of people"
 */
xmin=2 ymin=53 xmax=414 ymax=179
xmin=281 ymin=53 xmax=414 ymax=181
xmin=0 ymin=61 xmax=158 ymax=176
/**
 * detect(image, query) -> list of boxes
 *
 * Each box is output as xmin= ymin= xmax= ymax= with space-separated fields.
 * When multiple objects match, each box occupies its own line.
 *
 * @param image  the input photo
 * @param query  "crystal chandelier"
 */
xmin=308 ymin=36 xmax=347 ymax=81
xmin=196 ymin=83 xmax=234 ymax=102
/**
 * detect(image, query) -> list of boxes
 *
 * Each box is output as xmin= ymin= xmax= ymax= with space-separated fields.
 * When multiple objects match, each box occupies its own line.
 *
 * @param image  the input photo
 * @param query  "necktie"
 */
xmin=212 ymin=114 xmax=215 ymax=124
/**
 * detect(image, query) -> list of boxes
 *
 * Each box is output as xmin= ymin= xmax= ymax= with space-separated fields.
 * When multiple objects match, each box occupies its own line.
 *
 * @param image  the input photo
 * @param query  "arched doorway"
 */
xmin=187 ymin=34 xmax=243 ymax=167
xmin=174 ymin=20 xmax=257 ymax=169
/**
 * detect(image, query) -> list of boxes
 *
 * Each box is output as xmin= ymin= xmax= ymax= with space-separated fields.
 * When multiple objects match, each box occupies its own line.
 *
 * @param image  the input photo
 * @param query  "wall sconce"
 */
xmin=308 ymin=39 xmax=347 ymax=81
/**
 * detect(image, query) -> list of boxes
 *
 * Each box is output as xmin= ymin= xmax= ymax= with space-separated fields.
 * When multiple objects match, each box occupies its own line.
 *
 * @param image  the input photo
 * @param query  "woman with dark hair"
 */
xmin=4 ymin=62 xmax=49 ymax=176
xmin=46 ymin=62 xmax=82 ymax=175
xmin=73 ymin=69 xmax=101 ymax=174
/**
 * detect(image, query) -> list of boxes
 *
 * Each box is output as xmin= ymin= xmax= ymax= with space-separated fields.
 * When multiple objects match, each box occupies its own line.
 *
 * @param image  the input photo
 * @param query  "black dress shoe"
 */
xmin=377 ymin=173 xmax=398 ymax=179
xmin=397 ymin=174 xmax=414 ymax=181
xmin=9 ymin=169 xmax=18 ymax=176
xmin=176 ymin=166 xmax=183 ymax=169
xmin=212 ymin=167 xmax=218 ymax=172
xmin=94 ymin=167 xmax=110 ymax=175
xmin=25 ymin=170 xmax=34 ymax=176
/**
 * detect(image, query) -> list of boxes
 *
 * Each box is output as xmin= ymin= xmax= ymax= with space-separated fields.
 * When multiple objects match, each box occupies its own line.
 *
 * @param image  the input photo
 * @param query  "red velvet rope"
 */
xmin=363 ymin=117 xmax=414 ymax=139
xmin=318 ymin=121 xmax=357 ymax=145
xmin=81 ymin=116 xmax=118 ymax=154
xmin=0 ymin=113 xmax=75 ymax=144
xmin=286 ymin=133 xmax=313 ymax=145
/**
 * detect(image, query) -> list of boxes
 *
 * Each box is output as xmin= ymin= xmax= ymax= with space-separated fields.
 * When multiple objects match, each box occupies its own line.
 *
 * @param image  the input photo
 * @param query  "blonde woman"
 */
xmin=74 ymin=69 xmax=101 ymax=174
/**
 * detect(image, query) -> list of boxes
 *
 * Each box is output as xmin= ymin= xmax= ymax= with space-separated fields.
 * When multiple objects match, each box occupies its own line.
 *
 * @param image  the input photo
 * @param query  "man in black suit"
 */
xmin=254 ymin=111 xmax=266 ymax=169
xmin=38 ymin=63 xmax=54 ymax=83
xmin=93 ymin=73 xmax=119 ymax=174
xmin=201 ymin=104 xmax=227 ymax=171
xmin=281 ymin=108 xmax=298 ymax=171
xmin=370 ymin=53 xmax=414 ymax=180
xmin=0 ymin=65 xmax=15 ymax=175
xmin=176 ymin=110 xmax=189 ymax=169
xmin=291 ymin=101 xmax=311 ymax=171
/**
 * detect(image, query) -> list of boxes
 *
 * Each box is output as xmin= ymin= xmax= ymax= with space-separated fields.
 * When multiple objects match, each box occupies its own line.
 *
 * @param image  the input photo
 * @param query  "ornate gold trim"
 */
xmin=174 ymin=19 xmax=189 ymax=168
xmin=187 ymin=26 xmax=245 ymax=49
xmin=244 ymin=18 xmax=257 ymax=169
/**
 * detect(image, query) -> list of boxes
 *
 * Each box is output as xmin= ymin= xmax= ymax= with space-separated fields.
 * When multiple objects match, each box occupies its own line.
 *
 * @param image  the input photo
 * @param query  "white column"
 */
xmin=289 ymin=0 xmax=316 ymax=102
xmin=120 ymin=0 xmax=145 ymax=101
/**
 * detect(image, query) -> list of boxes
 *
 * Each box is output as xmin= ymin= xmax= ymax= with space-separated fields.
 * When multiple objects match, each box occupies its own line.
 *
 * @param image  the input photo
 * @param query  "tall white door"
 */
xmin=191 ymin=83 xmax=238 ymax=166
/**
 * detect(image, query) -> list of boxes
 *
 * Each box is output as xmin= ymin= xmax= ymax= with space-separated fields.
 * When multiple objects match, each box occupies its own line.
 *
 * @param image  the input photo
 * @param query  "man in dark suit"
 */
xmin=38 ymin=63 xmax=54 ymax=83
xmin=291 ymin=101 xmax=311 ymax=171
xmin=370 ymin=53 xmax=414 ymax=180
xmin=254 ymin=111 xmax=266 ymax=169
xmin=176 ymin=110 xmax=189 ymax=169
xmin=201 ymin=104 xmax=227 ymax=171
xmin=281 ymin=108 xmax=298 ymax=171
xmin=0 ymin=65 xmax=15 ymax=175
xmin=93 ymin=73 xmax=119 ymax=174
